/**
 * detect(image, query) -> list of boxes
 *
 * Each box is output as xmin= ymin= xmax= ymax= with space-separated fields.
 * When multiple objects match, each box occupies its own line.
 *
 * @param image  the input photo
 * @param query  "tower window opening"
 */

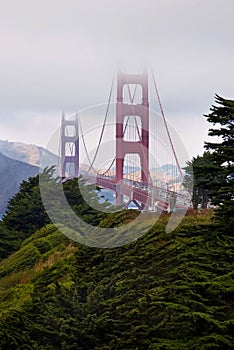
xmin=65 ymin=125 xmax=76 ymax=137
xmin=65 ymin=142 xmax=75 ymax=156
xmin=123 ymin=115 xmax=142 ymax=142
xmin=123 ymin=84 xmax=142 ymax=105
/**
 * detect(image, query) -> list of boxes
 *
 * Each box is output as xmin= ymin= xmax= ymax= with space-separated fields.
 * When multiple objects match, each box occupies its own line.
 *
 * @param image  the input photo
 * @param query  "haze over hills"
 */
xmin=0 ymin=152 xmax=39 ymax=217
xmin=0 ymin=140 xmax=58 ymax=168
xmin=0 ymin=140 xmax=59 ymax=217
xmin=0 ymin=139 xmax=183 ymax=215
xmin=98 ymin=164 xmax=182 ymax=191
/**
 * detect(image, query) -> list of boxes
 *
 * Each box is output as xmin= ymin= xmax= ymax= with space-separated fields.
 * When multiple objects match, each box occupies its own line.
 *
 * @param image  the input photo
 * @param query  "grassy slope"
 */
xmin=0 ymin=211 xmax=233 ymax=349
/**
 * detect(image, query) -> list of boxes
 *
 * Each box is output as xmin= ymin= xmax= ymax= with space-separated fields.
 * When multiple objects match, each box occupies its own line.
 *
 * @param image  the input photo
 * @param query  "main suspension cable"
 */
xmin=87 ymin=73 xmax=115 ymax=173
xmin=78 ymin=116 xmax=95 ymax=171
xmin=122 ymin=84 xmax=137 ymax=137
xmin=100 ymin=156 xmax=116 ymax=176
xmin=151 ymin=70 xmax=183 ymax=181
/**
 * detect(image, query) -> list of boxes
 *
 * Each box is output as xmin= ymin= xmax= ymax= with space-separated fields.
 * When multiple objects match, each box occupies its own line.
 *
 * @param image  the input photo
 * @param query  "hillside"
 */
xmin=0 ymin=139 xmax=58 ymax=167
xmin=0 ymin=209 xmax=233 ymax=349
xmin=0 ymin=139 xmax=59 ymax=217
xmin=0 ymin=153 xmax=38 ymax=217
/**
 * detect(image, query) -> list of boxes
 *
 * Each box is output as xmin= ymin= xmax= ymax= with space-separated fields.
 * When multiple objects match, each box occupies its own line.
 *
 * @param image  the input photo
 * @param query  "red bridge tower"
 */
xmin=116 ymin=70 xmax=149 ymax=205
xmin=61 ymin=113 xmax=79 ymax=178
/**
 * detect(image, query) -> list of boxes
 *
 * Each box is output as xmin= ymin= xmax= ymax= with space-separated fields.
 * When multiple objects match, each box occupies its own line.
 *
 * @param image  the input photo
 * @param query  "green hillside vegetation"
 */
xmin=0 ymin=209 xmax=233 ymax=349
xmin=0 ymin=168 xmax=113 ymax=261
xmin=0 ymin=95 xmax=233 ymax=349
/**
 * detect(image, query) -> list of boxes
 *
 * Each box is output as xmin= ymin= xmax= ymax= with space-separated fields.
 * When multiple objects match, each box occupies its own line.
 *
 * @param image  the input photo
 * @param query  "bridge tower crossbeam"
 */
xmin=115 ymin=70 xmax=149 ymax=205
xmin=61 ymin=114 xmax=79 ymax=178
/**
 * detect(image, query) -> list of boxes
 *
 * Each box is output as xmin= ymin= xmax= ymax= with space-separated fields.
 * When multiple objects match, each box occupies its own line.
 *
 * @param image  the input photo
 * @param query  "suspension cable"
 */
xmin=86 ymin=73 xmax=115 ymax=173
xmin=100 ymin=156 xmax=116 ymax=176
xmin=78 ymin=116 xmax=95 ymax=171
xmin=124 ymin=78 xmax=142 ymax=142
xmin=151 ymin=69 xmax=184 ymax=181
xmin=122 ymin=84 xmax=137 ymax=137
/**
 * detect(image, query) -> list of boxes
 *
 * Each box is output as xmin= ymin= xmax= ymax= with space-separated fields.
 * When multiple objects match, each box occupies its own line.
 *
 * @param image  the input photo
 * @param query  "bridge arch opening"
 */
xmin=123 ymin=84 xmax=143 ymax=105
xmin=123 ymin=115 xmax=142 ymax=142
xmin=63 ymin=162 xmax=75 ymax=178
xmin=123 ymin=153 xmax=143 ymax=182
xmin=65 ymin=142 xmax=75 ymax=156
xmin=65 ymin=125 xmax=76 ymax=137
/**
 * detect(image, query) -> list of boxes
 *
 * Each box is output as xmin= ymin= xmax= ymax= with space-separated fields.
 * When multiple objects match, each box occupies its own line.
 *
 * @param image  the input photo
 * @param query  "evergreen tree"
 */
xmin=0 ymin=168 xmax=110 ymax=259
xmin=183 ymin=152 xmax=221 ymax=209
xmin=2 ymin=170 xmax=51 ymax=235
xmin=204 ymin=94 xmax=234 ymax=226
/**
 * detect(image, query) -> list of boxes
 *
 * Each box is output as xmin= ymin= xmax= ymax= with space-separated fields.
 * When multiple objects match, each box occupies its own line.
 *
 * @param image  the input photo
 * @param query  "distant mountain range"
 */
xmin=0 ymin=140 xmax=58 ymax=168
xmin=0 ymin=139 xmax=184 ymax=217
xmin=0 ymin=140 xmax=59 ymax=217
xmin=0 ymin=152 xmax=38 ymax=217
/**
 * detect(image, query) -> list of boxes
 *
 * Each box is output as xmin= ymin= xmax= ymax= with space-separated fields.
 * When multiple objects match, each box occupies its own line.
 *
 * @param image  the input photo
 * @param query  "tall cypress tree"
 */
xmin=183 ymin=152 xmax=220 ymax=209
xmin=204 ymin=94 xmax=234 ymax=227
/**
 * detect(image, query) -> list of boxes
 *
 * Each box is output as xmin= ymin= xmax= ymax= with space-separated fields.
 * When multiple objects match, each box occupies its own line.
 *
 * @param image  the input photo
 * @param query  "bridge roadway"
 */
xmin=85 ymin=173 xmax=189 ymax=211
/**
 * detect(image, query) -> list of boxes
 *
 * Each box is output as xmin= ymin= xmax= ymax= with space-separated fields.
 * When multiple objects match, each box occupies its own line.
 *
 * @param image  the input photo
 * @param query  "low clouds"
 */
xmin=0 ymin=0 xmax=233 ymax=157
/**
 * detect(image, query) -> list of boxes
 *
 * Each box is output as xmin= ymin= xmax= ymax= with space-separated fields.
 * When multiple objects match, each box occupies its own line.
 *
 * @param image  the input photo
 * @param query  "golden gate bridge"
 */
xmin=60 ymin=69 xmax=191 ymax=212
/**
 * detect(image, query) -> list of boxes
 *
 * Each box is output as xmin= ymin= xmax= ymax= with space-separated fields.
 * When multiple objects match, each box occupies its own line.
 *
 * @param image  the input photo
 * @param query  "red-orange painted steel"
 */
xmin=115 ymin=70 xmax=149 ymax=205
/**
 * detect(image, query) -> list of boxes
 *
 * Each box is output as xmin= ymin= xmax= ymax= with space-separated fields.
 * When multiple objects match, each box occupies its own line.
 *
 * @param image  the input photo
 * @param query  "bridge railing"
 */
xmin=89 ymin=172 xmax=192 ymax=209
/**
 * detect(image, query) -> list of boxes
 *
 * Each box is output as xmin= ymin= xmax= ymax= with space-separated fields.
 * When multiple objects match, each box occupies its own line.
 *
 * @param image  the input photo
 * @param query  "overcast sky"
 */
xmin=0 ymin=0 xmax=233 ymax=160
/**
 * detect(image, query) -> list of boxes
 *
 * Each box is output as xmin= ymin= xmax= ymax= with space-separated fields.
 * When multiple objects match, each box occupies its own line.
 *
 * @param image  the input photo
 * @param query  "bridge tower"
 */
xmin=116 ymin=70 xmax=149 ymax=205
xmin=60 ymin=113 xmax=79 ymax=178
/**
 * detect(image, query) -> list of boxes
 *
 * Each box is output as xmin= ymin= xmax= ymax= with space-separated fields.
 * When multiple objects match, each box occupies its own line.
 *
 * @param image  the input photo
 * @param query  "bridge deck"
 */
xmin=85 ymin=174 xmax=189 ymax=211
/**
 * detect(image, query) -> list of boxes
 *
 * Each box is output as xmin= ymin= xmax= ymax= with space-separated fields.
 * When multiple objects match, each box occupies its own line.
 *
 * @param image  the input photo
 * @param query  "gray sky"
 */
xmin=0 ymin=0 xmax=233 ymax=160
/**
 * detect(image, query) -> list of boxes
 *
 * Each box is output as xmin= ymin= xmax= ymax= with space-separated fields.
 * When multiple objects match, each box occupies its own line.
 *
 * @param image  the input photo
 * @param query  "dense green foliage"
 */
xmin=0 ymin=168 xmax=111 ymax=260
xmin=3 ymin=174 xmax=50 ymax=235
xmin=183 ymin=95 xmax=234 ymax=222
xmin=0 ymin=211 xmax=233 ymax=349
xmin=183 ymin=152 xmax=222 ymax=209
xmin=204 ymin=95 xmax=234 ymax=225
